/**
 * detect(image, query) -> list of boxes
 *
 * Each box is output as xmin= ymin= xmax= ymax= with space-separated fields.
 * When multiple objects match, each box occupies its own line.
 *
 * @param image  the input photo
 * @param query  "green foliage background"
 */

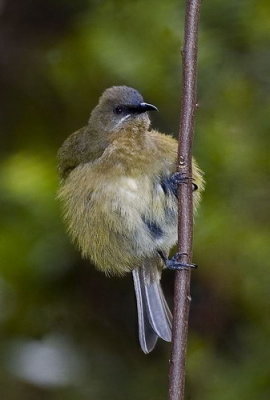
xmin=1 ymin=0 xmax=269 ymax=399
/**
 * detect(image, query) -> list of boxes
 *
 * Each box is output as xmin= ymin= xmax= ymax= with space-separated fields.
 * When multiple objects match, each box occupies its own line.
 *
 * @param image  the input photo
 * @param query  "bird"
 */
xmin=57 ymin=86 xmax=204 ymax=353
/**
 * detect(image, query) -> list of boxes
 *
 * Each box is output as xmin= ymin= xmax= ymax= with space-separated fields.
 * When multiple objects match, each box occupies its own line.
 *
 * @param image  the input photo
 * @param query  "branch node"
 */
xmin=179 ymin=156 xmax=185 ymax=166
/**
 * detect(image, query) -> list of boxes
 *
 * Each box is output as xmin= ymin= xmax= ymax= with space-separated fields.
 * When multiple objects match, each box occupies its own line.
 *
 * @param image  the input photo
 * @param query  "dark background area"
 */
xmin=0 ymin=0 xmax=269 ymax=399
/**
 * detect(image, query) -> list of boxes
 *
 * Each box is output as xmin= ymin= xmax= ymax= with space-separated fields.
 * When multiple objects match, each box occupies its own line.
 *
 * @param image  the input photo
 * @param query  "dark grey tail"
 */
xmin=132 ymin=264 xmax=172 ymax=353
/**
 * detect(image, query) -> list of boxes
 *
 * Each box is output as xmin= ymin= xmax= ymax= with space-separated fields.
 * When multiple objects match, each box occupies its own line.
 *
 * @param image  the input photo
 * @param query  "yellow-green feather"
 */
xmin=57 ymin=124 xmax=204 ymax=276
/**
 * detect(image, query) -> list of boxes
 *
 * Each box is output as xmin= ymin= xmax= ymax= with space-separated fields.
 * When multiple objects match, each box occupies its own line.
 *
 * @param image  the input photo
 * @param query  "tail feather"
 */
xmin=132 ymin=269 xmax=158 ymax=353
xmin=132 ymin=264 xmax=172 ymax=353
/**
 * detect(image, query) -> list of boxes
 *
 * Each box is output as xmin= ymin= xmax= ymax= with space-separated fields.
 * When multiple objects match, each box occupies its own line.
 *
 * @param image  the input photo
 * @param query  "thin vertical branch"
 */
xmin=168 ymin=1 xmax=201 ymax=400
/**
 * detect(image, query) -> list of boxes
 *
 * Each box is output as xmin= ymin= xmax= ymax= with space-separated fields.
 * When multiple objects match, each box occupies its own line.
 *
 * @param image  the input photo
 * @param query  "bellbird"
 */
xmin=57 ymin=86 xmax=204 ymax=353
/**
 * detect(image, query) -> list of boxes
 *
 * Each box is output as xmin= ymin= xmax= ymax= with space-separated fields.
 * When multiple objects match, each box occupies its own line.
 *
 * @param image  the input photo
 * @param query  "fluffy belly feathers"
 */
xmin=59 ymin=168 xmax=178 ymax=275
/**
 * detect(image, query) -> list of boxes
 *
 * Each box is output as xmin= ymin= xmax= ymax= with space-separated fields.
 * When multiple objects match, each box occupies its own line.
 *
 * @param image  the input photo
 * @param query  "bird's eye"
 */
xmin=114 ymin=106 xmax=124 ymax=115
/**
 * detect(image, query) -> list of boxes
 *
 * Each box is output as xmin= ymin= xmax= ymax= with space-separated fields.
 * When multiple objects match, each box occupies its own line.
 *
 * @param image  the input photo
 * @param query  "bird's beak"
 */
xmin=128 ymin=103 xmax=158 ymax=114
xmin=138 ymin=102 xmax=159 ymax=113
xmin=126 ymin=102 xmax=158 ymax=114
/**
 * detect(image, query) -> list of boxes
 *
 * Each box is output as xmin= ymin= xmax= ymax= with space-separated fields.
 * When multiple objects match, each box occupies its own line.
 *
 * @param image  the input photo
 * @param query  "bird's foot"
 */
xmin=164 ymin=172 xmax=197 ymax=196
xmin=167 ymin=253 xmax=198 ymax=270
xmin=164 ymin=252 xmax=198 ymax=271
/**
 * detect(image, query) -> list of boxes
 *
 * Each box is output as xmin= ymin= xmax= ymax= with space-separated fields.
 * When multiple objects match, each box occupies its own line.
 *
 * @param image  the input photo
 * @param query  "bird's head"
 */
xmin=88 ymin=86 xmax=158 ymax=135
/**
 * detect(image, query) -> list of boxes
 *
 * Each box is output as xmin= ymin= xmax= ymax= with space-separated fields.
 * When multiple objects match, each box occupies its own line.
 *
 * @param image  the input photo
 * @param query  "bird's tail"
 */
xmin=132 ymin=263 xmax=172 ymax=353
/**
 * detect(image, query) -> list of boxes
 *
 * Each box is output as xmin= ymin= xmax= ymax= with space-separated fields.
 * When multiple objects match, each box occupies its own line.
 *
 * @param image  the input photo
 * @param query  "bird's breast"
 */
xmin=117 ymin=177 xmax=139 ymax=200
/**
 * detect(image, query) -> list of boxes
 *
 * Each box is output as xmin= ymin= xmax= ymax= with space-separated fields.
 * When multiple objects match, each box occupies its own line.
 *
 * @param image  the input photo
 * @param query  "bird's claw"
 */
xmin=170 ymin=172 xmax=191 ymax=185
xmin=166 ymin=172 xmax=198 ymax=195
xmin=165 ymin=252 xmax=198 ymax=271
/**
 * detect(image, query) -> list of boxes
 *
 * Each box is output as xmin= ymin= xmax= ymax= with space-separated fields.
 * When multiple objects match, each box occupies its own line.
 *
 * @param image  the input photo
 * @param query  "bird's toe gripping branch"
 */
xmin=166 ymin=252 xmax=197 ymax=270
xmin=158 ymin=251 xmax=197 ymax=271
xmin=166 ymin=172 xmax=198 ymax=197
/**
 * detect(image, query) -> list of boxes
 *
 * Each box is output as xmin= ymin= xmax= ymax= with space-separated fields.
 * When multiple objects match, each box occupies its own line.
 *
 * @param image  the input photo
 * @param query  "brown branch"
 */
xmin=168 ymin=1 xmax=201 ymax=400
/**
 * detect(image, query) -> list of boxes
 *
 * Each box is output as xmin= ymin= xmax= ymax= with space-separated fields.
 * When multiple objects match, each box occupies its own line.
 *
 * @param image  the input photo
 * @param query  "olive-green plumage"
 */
xmin=57 ymin=86 xmax=204 ymax=352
